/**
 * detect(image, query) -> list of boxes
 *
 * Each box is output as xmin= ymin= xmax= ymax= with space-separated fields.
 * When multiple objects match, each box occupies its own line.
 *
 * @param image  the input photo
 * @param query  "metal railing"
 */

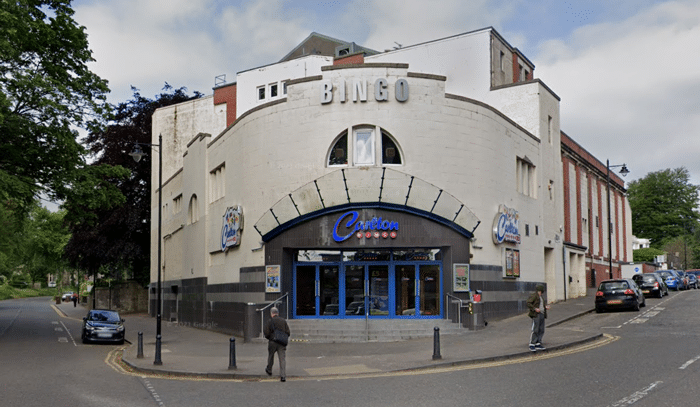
xmin=445 ymin=293 xmax=465 ymax=326
xmin=256 ymin=292 xmax=289 ymax=338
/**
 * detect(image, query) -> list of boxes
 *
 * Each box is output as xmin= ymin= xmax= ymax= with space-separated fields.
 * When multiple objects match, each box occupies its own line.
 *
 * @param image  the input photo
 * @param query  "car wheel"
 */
xmin=641 ymin=298 xmax=646 ymax=307
xmin=596 ymin=306 xmax=603 ymax=313
xmin=633 ymin=300 xmax=640 ymax=311
xmin=658 ymin=290 xmax=664 ymax=298
xmin=82 ymin=332 xmax=88 ymax=344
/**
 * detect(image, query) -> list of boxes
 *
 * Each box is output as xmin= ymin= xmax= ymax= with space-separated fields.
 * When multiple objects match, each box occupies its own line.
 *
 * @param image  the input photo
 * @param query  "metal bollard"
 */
xmin=228 ymin=337 xmax=237 ymax=370
xmin=154 ymin=334 xmax=162 ymax=366
xmin=137 ymin=332 xmax=144 ymax=359
xmin=432 ymin=326 xmax=442 ymax=360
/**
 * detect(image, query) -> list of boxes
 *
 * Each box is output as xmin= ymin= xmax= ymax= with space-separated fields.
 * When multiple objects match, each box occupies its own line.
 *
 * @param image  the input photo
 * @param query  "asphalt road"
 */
xmin=3 ymin=291 xmax=700 ymax=406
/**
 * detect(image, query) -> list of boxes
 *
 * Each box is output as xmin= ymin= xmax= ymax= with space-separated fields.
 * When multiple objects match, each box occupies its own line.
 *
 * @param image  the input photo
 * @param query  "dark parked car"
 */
xmin=595 ymin=279 xmax=646 ymax=313
xmin=686 ymin=270 xmax=700 ymax=288
xmin=632 ymin=273 xmax=668 ymax=298
xmin=81 ymin=309 xmax=125 ymax=344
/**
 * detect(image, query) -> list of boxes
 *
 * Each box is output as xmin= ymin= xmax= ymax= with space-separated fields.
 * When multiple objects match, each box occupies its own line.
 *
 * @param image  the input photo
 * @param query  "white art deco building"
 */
xmin=149 ymin=28 xmax=632 ymax=339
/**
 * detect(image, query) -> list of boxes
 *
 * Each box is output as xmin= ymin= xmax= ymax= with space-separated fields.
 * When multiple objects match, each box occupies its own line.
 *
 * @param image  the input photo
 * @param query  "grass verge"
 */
xmin=0 ymin=284 xmax=61 ymax=301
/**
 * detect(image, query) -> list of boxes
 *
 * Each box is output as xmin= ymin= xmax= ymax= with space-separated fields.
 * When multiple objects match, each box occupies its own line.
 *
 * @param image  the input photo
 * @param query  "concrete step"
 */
xmin=287 ymin=318 xmax=464 ymax=343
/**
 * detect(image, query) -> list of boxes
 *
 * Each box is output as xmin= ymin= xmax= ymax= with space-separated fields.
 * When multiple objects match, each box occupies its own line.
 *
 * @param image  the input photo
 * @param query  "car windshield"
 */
xmin=657 ymin=272 xmax=672 ymax=278
xmin=600 ymin=281 xmax=629 ymax=290
xmin=634 ymin=275 xmax=656 ymax=283
xmin=88 ymin=311 xmax=121 ymax=323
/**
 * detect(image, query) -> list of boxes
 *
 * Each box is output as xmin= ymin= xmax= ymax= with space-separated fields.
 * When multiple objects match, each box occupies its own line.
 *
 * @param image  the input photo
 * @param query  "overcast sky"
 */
xmin=70 ymin=0 xmax=700 ymax=187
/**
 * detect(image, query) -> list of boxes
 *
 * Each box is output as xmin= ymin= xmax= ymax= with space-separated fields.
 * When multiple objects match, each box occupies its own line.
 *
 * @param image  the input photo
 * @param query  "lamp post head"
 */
xmin=619 ymin=165 xmax=630 ymax=177
xmin=129 ymin=144 xmax=145 ymax=162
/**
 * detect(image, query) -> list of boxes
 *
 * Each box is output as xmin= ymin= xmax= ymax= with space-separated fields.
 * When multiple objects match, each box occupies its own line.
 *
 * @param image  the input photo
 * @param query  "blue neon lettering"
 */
xmin=333 ymin=212 xmax=399 ymax=242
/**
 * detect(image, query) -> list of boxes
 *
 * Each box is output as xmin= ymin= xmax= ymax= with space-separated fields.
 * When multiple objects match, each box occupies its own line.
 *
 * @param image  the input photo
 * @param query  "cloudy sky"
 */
xmin=70 ymin=0 xmax=700 ymax=186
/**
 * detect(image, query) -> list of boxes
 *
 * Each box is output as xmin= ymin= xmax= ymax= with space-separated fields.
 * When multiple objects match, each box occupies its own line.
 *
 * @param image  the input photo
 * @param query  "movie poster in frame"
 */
xmin=266 ymin=265 xmax=281 ymax=293
xmin=453 ymin=264 xmax=470 ymax=292
xmin=505 ymin=249 xmax=521 ymax=277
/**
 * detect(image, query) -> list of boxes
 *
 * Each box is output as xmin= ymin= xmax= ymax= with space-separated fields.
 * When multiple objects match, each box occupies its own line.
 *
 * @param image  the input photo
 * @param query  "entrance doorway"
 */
xmin=293 ymin=249 xmax=442 ymax=319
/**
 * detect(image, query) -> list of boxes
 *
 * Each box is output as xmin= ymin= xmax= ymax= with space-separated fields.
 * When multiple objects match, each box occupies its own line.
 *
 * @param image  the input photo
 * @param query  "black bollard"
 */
xmin=228 ymin=337 xmax=237 ymax=370
xmin=137 ymin=332 xmax=144 ymax=359
xmin=432 ymin=326 xmax=442 ymax=360
xmin=154 ymin=334 xmax=162 ymax=365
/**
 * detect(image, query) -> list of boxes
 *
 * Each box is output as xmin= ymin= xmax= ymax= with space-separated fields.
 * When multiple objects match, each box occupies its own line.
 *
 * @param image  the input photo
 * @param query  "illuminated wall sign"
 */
xmin=321 ymin=78 xmax=409 ymax=104
xmin=333 ymin=211 xmax=399 ymax=242
xmin=492 ymin=204 xmax=520 ymax=244
xmin=221 ymin=206 xmax=243 ymax=251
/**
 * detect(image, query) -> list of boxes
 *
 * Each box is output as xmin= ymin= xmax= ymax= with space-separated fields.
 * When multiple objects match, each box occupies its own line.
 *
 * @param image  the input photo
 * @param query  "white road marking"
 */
xmin=680 ymin=355 xmax=700 ymax=370
xmin=55 ymin=327 xmax=64 ymax=332
xmin=58 ymin=337 xmax=68 ymax=343
xmin=629 ymin=318 xmax=648 ymax=324
xmin=59 ymin=321 xmax=77 ymax=346
xmin=141 ymin=378 xmax=165 ymax=406
xmin=609 ymin=381 xmax=662 ymax=406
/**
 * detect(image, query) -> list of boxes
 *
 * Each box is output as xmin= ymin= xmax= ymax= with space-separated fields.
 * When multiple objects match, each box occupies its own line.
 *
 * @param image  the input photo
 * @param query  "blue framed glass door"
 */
xmin=293 ymin=249 xmax=442 ymax=319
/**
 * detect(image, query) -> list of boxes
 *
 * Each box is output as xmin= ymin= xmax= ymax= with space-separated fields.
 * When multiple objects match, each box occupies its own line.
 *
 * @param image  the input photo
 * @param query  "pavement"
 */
xmin=52 ymin=289 xmax=604 ymax=380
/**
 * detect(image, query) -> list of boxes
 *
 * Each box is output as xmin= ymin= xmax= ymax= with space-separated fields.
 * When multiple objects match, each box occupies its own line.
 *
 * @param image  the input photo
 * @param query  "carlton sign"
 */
xmin=492 ymin=204 xmax=520 ymax=244
xmin=221 ymin=206 xmax=243 ymax=251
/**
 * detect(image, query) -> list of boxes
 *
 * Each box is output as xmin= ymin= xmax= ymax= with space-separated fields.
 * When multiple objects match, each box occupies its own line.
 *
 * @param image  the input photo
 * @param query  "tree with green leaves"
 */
xmin=627 ymin=167 xmax=700 ymax=248
xmin=0 ymin=0 xmax=126 ymax=218
xmin=22 ymin=204 xmax=71 ymax=283
xmin=64 ymin=85 xmax=202 ymax=286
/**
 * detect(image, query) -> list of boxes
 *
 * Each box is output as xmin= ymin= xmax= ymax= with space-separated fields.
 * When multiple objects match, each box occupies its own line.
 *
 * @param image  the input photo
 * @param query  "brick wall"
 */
xmin=213 ymin=82 xmax=237 ymax=127
xmin=334 ymin=53 xmax=365 ymax=65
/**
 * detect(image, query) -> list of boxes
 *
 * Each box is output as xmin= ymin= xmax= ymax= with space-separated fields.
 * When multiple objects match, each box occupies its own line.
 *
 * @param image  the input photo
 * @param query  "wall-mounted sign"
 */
xmin=453 ymin=264 xmax=470 ymax=292
xmin=333 ymin=210 xmax=399 ymax=243
xmin=266 ymin=265 xmax=280 ymax=293
xmin=321 ymin=78 xmax=409 ymax=104
xmin=492 ymin=204 xmax=520 ymax=244
xmin=221 ymin=206 xmax=243 ymax=251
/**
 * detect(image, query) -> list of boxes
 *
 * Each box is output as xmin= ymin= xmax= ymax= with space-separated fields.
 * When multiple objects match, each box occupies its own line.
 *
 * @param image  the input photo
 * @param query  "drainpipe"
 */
xmin=562 ymin=246 xmax=568 ymax=301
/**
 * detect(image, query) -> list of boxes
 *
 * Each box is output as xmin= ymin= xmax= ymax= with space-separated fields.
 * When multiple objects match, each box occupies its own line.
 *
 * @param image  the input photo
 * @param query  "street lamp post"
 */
xmin=130 ymin=134 xmax=163 ymax=366
xmin=606 ymin=159 xmax=629 ymax=280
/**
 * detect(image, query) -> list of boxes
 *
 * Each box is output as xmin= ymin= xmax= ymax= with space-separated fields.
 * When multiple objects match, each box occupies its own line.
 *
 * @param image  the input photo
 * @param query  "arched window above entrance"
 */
xmin=327 ymin=126 xmax=403 ymax=168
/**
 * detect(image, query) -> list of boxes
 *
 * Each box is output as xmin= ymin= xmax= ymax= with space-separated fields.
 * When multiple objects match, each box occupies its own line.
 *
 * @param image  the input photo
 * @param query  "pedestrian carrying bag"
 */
xmin=272 ymin=327 xmax=289 ymax=346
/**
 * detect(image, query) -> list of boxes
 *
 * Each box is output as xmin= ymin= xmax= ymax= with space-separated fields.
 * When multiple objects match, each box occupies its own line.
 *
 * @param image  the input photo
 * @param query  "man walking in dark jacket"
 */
xmin=264 ymin=306 xmax=290 ymax=381
xmin=527 ymin=284 xmax=550 ymax=352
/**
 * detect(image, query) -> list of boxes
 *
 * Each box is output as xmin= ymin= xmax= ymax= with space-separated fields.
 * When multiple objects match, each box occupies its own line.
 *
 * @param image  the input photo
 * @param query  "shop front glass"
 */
xmin=293 ymin=249 xmax=442 ymax=319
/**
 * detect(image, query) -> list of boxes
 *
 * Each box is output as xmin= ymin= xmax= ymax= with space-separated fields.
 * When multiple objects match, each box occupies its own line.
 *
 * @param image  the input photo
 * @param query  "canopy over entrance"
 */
xmin=254 ymin=167 xmax=481 ymax=242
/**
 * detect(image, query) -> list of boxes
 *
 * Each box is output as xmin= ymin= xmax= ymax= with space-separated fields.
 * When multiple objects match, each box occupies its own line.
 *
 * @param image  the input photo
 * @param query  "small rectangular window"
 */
xmin=354 ymin=129 xmax=375 ymax=166
xmin=257 ymin=86 xmax=265 ymax=100
xmin=516 ymin=157 xmax=537 ymax=198
xmin=209 ymin=165 xmax=225 ymax=203
xmin=499 ymin=51 xmax=505 ymax=72
xmin=270 ymin=83 xmax=278 ymax=98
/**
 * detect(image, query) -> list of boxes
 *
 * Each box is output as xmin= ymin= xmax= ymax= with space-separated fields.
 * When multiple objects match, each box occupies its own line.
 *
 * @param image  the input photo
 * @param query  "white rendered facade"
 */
xmin=148 ymin=28 xmax=624 ymax=337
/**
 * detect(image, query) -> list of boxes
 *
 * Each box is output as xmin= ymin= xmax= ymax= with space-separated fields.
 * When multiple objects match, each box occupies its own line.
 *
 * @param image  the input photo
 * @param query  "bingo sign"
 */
xmin=221 ymin=206 xmax=243 ymax=251
xmin=492 ymin=204 xmax=520 ymax=245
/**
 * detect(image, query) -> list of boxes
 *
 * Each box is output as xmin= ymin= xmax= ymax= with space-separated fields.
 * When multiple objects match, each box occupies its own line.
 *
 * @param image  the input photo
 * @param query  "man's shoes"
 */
xmin=281 ymin=377 xmax=286 ymax=382
xmin=265 ymin=368 xmax=272 ymax=376
xmin=529 ymin=344 xmax=536 ymax=352
xmin=535 ymin=343 xmax=546 ymax=350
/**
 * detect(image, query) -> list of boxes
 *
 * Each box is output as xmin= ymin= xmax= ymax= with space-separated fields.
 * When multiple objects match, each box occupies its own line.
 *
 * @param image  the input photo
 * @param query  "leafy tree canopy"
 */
xmin=628 ymin=167 xmax=700 ymax=248
xmin=0 ymin=0 xmax=123 ymax=217
xmin=632 ymin=247 xmax=665 ymax=263
xmin=64 ymin=85 xmax=201 ymax=285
